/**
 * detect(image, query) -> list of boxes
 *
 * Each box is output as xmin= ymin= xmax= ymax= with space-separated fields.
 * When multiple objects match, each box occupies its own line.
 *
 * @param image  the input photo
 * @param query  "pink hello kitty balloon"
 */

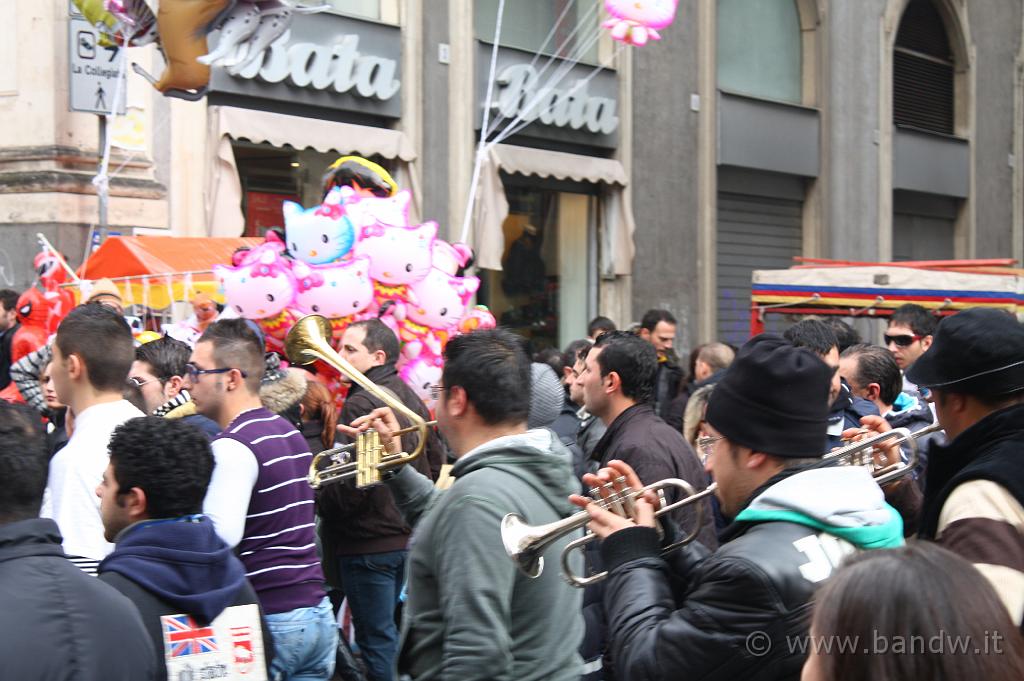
xmin=603 ymin=0 xmax=679 ymax=46
xmin=431 ymin=240 xmax=474 ymax=276
xmin=292 ymin=256 xmax=374 ymax=319
xmin=400 ymin=354 xmax=444 ymax=410
xmin=407 ymin=269 xmax=480 ymax=330
xmin=214 ymin=239 xmax=297 ymax=320
xmin=354 ymin=220 xmax=437 ymax=286
xmin=344 ymin=190 xmax=413 ymax=231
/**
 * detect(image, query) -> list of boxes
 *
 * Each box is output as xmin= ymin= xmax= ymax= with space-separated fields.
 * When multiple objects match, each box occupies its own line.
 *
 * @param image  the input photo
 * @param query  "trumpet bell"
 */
xmin=501 ymin=513 xmax=546 ymax=578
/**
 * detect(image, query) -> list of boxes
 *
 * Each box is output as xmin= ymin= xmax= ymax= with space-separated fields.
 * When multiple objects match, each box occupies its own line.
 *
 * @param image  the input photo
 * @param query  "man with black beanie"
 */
xmin=863 ymin=308 xmax=1024 ymax=626
xmin=572 ymin=334 xmax=905 ymax=681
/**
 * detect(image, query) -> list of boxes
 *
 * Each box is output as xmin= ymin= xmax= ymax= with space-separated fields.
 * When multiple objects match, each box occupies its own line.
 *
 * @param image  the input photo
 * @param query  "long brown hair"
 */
xmin=808 ymin=541 xmax=1024 ymax=681
xmin=300 ymin=381 xmax=337 ymax=450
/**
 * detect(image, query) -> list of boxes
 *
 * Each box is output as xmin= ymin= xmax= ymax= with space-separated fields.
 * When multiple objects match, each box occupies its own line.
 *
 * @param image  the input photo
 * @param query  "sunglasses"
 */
xmin=884 ymin=333 xmax=924 ymax=348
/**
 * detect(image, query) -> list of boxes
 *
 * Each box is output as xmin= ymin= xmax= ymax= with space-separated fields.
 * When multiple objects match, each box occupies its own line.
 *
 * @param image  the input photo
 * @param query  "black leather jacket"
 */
xmin=599 ymin=470 xmax=857 ymax=681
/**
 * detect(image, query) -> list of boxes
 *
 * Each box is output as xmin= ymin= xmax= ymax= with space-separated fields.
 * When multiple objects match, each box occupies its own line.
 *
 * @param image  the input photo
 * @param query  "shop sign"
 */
xmin=209 ymin=14 xmax=402 ymax=119
xmin=477 ymin=43 xmax=619 ymax=149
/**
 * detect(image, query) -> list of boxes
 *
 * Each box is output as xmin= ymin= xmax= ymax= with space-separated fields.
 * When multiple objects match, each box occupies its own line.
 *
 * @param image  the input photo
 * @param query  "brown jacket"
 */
xmin=316 ymin=363 xmax=446 ymax=555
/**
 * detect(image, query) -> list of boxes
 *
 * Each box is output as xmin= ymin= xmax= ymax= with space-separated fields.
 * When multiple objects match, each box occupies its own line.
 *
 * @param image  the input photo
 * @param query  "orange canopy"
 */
xmin=72 ymin=236 xmax=263 ymax=309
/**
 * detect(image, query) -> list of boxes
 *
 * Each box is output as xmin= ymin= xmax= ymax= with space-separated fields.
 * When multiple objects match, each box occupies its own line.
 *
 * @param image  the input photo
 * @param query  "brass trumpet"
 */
xmin=285 ymin=314 xmax=430 ymax=489
xmin=502 ymin=477 xmax=713 ymax=588
xmin=502 ymin=423 xmax=938 ymax=587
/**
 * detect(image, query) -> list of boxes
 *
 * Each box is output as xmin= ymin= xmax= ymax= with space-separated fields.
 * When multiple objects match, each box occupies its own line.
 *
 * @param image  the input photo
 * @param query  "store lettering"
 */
xmin=233 ymin=34 xmax=400 ymax=101
xmin=491 ymin=64 xmax=619 ymax=135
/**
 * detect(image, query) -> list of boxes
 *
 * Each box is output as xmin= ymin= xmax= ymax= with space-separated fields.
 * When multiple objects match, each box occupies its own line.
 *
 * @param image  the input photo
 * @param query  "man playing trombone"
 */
xmin=343 ymin=329 xmax=583 ymax=681
xmin=571 ymin=335 xmax=905 ymax=681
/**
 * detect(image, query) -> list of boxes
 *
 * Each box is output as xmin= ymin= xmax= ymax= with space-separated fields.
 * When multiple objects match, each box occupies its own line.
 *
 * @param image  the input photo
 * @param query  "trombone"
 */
xmin=285 ymin=314 xmax=431 ymax=490
xmin=502 ymin=423 xmax=938 ymax=587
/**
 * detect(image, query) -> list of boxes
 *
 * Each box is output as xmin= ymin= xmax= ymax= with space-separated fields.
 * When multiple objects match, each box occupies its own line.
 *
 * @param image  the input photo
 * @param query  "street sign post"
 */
xmin=68 ymin=16 xmax=126 ymax=115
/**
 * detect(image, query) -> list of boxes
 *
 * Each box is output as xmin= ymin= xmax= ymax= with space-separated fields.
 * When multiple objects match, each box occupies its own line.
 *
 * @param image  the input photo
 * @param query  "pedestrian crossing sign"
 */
xmin=68 ymin=16 xmax=126 ymax=115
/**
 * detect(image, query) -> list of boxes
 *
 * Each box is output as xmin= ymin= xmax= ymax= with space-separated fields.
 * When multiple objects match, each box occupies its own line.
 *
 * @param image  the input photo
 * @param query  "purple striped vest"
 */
xmin=217 ymin=408 xmax=325 ymax=615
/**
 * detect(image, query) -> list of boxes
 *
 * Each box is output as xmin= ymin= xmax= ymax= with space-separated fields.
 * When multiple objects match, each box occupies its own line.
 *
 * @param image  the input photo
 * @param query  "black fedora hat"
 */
xmin=906 ymin=308 xmax=1024 ymax=396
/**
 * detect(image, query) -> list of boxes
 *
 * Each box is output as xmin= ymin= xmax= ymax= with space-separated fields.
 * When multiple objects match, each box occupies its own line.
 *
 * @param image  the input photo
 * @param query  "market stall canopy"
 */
xmin=73 ymin=236 xmax=262 ymax=309
xmin=750 ymin=258 xmax=1024 ymax=336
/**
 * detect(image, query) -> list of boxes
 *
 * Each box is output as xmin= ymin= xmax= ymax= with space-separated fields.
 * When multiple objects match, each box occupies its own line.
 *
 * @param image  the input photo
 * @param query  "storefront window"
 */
xmin=475 ymin=0 xmax=601 ymax=63
xmin=478 ymin=183 xmax=593 ymax=351
xmin=232 ymin=141 xmax=393 ymax=237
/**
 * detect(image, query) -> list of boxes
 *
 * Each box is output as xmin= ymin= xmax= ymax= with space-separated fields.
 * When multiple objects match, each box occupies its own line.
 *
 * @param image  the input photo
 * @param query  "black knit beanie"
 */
xmin=705 ymin=334 xmax=831 ymax=458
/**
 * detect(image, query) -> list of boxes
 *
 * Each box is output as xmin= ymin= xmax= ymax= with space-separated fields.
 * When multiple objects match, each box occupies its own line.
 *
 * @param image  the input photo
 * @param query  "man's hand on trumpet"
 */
xmin=339 ymin=406 xmax=403 ymax=456
xmin=569 ymin=460 xmax=661 ymax=539
xmin=840 ymin=415 xmax=902 ymax=473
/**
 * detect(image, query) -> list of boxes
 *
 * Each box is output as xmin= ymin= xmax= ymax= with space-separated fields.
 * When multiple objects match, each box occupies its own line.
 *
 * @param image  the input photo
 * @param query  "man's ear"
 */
xmin=562 ymin=366 xmax=574 ymax=383
xmin=921 ymin=335 xmax=934 ymax=351
xmin=125 ymin=486 xmax=148 ymax=522
xmin=66 ymin=353 xmax=84 ymax=381
xmin=605 ymin=370 xmax=621 ymax=395
xmin=638 ymin=328 xmax=651 ymax=341
xmin=446 ymin=385 xmax=469 ymax=418
xmin=866 ymin=382 xmax=882 ymax=402
xmin=226 ymin=367 xmax=247 ymax=392
xmin=165 ymin=375 xmax=184 ymax=399
xmin=746 ymin=451 xmax=770 ymax=470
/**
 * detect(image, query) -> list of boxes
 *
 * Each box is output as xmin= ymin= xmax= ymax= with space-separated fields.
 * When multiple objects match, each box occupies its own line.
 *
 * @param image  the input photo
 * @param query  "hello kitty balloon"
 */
xmin=354 ymin=220 xmax=437 ymax=287
xmin=400 ymin=354 xmax=444 ymax=410
xmin=400 ymin=269 xmax=480 ymax=358
xmin=292 ymin=256 xmax=374 ymax=319
xmin=214 ymin=238 xmax=297 ymax=320
xmin=283 ymin=187 xmax=356 ymax=265
xmin=603 ymin=0 xmax=678 ymax=46
xmin=344 ymin=190 xmax=413 ymax=231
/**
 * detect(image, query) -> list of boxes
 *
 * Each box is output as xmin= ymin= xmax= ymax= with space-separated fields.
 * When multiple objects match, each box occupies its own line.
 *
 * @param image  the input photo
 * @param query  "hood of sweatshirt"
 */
xmin=98 ymin=516 xmax=246 ymax=623
xmin=886 ymin=391 xmax=934 ymax=432
xmin=451 ymin=428 xmax=579 ymax=516
xmin=734 ymin=466 xmax=904 ymax=549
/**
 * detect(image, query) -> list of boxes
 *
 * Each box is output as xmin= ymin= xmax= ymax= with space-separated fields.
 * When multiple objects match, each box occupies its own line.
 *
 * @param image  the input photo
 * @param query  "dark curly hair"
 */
xmin=0 ymin=402 xmax=48 ymax=522
xmin=108 ymin=417 xmax=215 ymax=519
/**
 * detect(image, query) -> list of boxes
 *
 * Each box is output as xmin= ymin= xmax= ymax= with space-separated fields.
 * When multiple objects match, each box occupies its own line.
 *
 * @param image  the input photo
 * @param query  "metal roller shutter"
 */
xmin=717 ymin=192 xmax=803 ymax=346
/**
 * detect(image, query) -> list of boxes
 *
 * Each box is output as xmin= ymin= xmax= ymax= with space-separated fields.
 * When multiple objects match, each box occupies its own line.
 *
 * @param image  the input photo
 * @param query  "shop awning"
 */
xmin=206 ymin=105 xmax=418 ymax=237
xmin=73 ymin=235 xmax=262 ymax=309
xmin=475 ymin=143 xmax=636 ymax=274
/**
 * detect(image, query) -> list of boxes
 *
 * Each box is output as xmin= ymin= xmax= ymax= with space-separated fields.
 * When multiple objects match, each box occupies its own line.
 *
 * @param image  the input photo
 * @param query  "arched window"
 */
xmin=893 ymin=0 xmax=955 ymax=134
xmin=717 ymin=0 xmax=802 ymax=104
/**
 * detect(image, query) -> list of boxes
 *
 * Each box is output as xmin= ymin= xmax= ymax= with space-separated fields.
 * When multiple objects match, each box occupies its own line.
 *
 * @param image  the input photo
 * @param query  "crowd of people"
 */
xmin=0 ymin=277 xmax=1022 ymax=681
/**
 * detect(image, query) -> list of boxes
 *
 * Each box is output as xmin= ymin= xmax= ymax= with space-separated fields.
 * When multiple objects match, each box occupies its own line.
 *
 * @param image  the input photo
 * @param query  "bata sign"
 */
xmin=491 ymin=63 xmax=618 ymax=135
xmin=209 ymin=14 xmax=402 ymax=119
xmin=477 ymin=44 xmax=619 ymax=147
xmin=232 ymin=34 xmax=399 ymax=101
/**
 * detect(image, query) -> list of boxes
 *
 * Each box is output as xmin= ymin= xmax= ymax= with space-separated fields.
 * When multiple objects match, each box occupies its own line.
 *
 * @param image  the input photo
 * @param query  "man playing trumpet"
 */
xmin=572 ymin=335 xmax=905 ymax=681
xmin=344 ymin=329 xmax=583 ymax=681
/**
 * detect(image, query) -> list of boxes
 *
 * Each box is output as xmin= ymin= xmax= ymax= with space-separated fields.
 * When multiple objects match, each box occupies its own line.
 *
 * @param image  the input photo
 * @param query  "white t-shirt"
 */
xmin=40 ymin=399 xmax=145 ymax=560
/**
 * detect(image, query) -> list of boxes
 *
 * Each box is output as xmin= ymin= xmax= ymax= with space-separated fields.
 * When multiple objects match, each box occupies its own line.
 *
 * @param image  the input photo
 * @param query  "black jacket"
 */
xmin=582 ymin=404 xmax=718 ymax=680
xmin=654 ymin=358 xmax=684 ymax=422
xmin=919 ymin=402 xmax=1024 ymax=539
xmin=0 ymin=518 xmax=157 ymax=680
xmin=597 ymin=466 xmax=904 ymax=681
xmin=317 ymin=363 xmax=447 ymax=555
xmin=591 ymin=404 xmax=716 ymax=547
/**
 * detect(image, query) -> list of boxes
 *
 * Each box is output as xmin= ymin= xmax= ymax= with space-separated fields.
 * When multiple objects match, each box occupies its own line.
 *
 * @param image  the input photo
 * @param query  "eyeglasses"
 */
xmin=884 ymin=333 xmax=924 ymax=348
xmin=696 ymin=435 xmax=724 ymax=464
xmin=184 ymin=363 xmax=247 ymax=381
xmin=428 ymin=384 xmax=450 ymax=400
xmin=127 ymin=376 xmax=164 ymax=388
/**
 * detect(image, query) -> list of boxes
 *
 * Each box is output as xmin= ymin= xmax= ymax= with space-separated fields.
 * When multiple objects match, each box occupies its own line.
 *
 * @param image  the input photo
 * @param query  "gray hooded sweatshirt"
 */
xmin=385 ymin=428 xmax=584 ymax=681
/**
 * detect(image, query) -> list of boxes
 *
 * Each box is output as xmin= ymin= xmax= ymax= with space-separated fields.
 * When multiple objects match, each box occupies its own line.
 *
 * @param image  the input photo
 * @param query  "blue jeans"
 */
xmin=266 ymin=596 xmax=338 ymax=681
xmin=338 ymin=550 xmax=407 ymax=681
